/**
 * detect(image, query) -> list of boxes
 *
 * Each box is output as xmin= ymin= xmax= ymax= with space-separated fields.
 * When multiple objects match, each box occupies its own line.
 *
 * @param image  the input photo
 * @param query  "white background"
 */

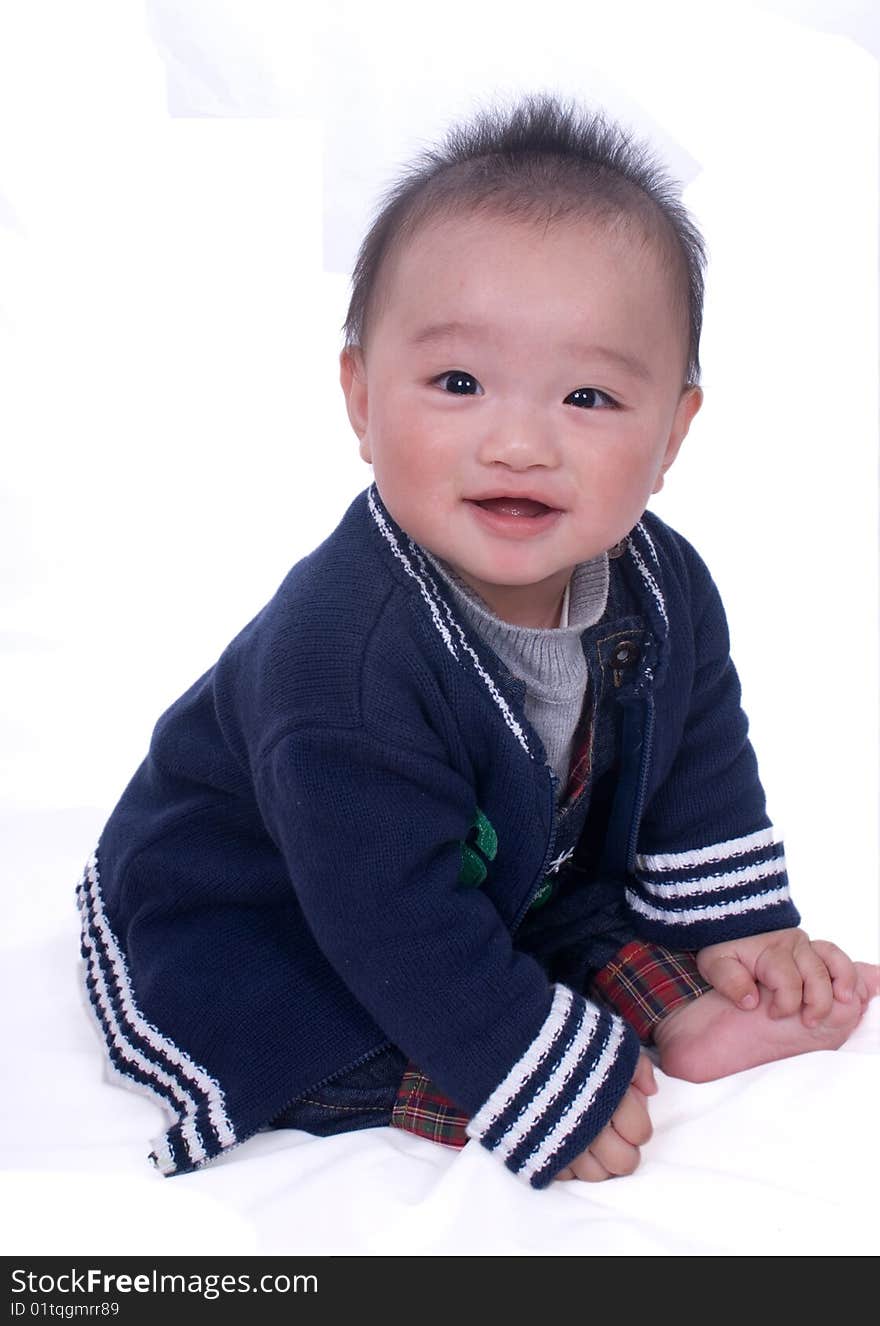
xmin=0 ymin=0 xmax=877 ymax=1258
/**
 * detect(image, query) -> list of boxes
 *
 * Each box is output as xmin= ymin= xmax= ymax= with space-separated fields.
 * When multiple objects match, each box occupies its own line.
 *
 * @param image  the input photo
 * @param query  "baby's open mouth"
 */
xmin=471 ymin=497 xmax=556 ymax=518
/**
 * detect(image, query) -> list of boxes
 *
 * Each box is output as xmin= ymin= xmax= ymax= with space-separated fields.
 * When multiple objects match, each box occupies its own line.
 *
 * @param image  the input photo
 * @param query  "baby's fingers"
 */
xmin=755 ymin=943 xmax=806 ymax=1019
xmin=565 ymin=1149 xmax=613 ymax=1182
xmin=856 ymin=962 xmax=880 ymax=1001
xmin=611 ymin=1086 xmax=653 ymax=1149
xmin=583 ymin=1119 xmax=638 ymax=1182
xmin=810 ymin=940 xmax=858 ymax=1007
xmin=697 ymin=951 xmax=759 ymax=1010
xmin=631 ymin=1051 xmax=658 ymax=1097
xmin=796 ymin=942 xmax=837 ymax=1026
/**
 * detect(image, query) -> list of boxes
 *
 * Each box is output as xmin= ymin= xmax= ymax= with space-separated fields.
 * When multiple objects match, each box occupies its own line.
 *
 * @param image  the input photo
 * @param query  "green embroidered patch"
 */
xmin=529 ymin=877 xmax=555 ymax=909
xmin=457 ymin=808 xmax=498 ymax=888
xmin=458 ymin=843 xmax=488 ymax=888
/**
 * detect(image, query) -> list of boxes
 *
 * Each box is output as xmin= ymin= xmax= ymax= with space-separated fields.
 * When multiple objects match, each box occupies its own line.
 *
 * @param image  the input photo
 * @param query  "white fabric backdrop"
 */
xmin=1 ymin=0 xmax=877 ymax=1257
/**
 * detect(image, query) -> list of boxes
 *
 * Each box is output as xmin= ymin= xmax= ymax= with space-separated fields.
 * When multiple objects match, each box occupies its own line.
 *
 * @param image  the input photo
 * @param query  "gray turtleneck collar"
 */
xmin=422 ymin=551 xmax=609 ymax=795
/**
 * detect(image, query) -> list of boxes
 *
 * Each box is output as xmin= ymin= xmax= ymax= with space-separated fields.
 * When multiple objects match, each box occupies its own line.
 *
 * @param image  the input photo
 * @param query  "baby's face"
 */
xmin=341 ymin=209 xmax=702 ymax=627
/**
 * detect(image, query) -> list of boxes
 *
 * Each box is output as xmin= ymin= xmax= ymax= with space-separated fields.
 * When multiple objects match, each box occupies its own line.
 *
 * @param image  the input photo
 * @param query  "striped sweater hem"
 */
xmin=75 ymin=850 xmax=236 ymax=1175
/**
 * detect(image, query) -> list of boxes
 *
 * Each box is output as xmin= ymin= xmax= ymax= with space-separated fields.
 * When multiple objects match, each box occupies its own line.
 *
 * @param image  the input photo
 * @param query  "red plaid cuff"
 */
xmin=390 ymin=941 xmax=711 ymax=1150
xmin=391 ymin=1065 xmax=471 ymax=1149
xmin=590 ymin=938 xmax=711 ymax=1043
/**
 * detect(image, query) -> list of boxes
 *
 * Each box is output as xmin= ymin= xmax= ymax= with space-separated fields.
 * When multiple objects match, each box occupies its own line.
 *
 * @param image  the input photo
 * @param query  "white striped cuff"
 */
xmin=465 ymin=985 xmax=640 ymax=1188
xmin=628 ymin=827 xmax=799 ymax=942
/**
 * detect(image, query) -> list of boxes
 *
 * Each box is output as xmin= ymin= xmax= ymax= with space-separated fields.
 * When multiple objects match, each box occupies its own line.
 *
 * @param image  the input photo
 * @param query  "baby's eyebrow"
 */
xmin=407 ymin=319 xmax=653 ymax=382
xmin=408 ymin=319 xmax=491 ymax=346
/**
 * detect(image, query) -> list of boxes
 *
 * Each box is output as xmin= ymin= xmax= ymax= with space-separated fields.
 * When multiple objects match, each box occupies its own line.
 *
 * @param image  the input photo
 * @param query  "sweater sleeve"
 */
xmin=623 ymin=543 xmax=800 ymax=951
xmin=256 ymin=726 xmax=640 ymax=1189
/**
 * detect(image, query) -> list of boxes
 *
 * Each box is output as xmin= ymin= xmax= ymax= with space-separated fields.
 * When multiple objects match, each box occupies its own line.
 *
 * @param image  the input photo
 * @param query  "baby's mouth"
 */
xmin=471 ymin=497 xmax=556 ymax=518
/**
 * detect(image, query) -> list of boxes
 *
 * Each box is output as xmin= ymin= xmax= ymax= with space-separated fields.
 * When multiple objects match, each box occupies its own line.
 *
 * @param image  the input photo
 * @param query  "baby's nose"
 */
xmin=476 ymin=408 xmax=561 ymax=468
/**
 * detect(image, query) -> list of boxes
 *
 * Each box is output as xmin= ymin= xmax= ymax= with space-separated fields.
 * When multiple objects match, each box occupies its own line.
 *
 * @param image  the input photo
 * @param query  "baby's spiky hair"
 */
xmin=342 ymin=92 xmax=707 ymax=387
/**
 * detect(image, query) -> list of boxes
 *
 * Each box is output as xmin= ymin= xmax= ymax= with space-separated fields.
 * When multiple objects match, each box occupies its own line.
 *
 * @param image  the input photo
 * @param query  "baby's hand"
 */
xmin=554 ymin=1053 xmax=657 ymax=1182
xmin=696 ymin=927 xmax=876 ymax=1027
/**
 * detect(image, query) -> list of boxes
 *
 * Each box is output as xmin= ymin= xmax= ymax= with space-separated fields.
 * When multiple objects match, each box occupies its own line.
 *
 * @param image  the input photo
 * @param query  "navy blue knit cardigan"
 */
xmin=76 ymin=484 xmax=799 ymax=1188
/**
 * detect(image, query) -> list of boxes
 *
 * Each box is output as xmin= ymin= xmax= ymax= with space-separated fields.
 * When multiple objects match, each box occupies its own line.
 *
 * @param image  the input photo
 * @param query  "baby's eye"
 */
xmin=565 ymin=387 xmax=618 ymax=409
xmin=433 ymin=370 xmax=484 ymax=395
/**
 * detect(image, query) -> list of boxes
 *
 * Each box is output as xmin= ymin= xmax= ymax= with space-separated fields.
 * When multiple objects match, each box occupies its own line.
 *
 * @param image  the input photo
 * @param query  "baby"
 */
xmin=76 ymin=93 xmax=878 ymax=1189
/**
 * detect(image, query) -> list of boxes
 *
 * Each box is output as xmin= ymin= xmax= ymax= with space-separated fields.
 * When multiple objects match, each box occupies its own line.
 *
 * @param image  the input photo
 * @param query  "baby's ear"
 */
xmin=339 ymin=346 xmax=369 ymax=445
xmin=653 ymin=386 xmax=703 ymax=493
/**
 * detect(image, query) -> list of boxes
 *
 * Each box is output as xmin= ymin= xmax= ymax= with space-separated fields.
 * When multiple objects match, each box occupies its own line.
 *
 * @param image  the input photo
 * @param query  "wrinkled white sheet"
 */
xmin=2 ymin=809 xmax=877 ymax=1258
